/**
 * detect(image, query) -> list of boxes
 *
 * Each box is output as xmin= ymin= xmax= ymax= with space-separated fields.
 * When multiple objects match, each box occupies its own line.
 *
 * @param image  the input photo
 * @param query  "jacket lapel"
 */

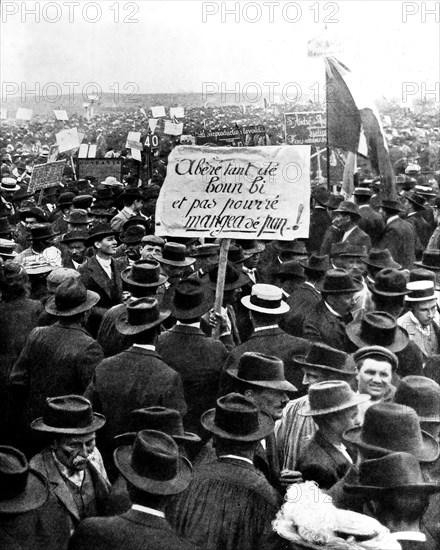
xmin=88 ymin=256 xmax=114 ymax=299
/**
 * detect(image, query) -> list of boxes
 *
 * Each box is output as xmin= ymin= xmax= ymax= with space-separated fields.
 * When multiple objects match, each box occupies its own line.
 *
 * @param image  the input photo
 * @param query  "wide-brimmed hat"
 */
xmin=315 ymin=268 xmax=363 ymax=294
xmin=380 ymin=198 xmax=403 ymax=212
xmin=334 ymin=201 xmax=361 ymax=219
xmin=415 ymin=184 xmax=437 ymax=198
xmin=22 ymin=258 xmax=56 ymax=276
xmin=121 ymin=259 xmax=167 ymax=288
xmin=343 ymin=402 xmax=439 ymax=462
xmin=406 ymin=192 xmax=427 ymax=210
xmin=45 ymin=278 xmax=100 ymax=316
xmin=363 ymin=249 xmax=401 ymax=270
xmin=201 ymin=393 xmax=274 ymax=441
xmin=227 ymin=245 xmax=246 ymax=264
xmin=72 ymin=194 xmax=94 ymax=210
xmin=101 ymin=176 xmax=123 ymax=187
xmin=84 ymin=223 xmax=118 ymax=247
xmin=327 ymin=194 xmax=344 ymax=210
xmin=300 ymin=253 xmax=331 ymax=273
xmin=227 ymin=352 xmax=297 ymax=392
xmin=273 ymin=240 xmax=307 ymax=255
xmin=1 ymin=176 xmax=20 ymax=192
xmin=116 ymin=407 xmax=201 ymax=444
xmin=171 ymin=278 xmax=212 ymax=319
xmin=120 ymin=225 xmax=146 ymax=245
xmin=241 ymin=283 xmax=289 ymax=314
xmin=299 ymin=381 xmax=370 ymax=417
xmin=0 ymin=238 xmax=17 ymax=258
xmin=353 ymin=187 xmax=373 ymax=197
xmin=204 ymin=263 xmax=250 ymax=291
xmin=61 ymin=230 xmax=88 ymax=245
xmin=0 ymin=446 xmax=49 ymax=514
xmin=276 ymin=260 xmax=305 ymax=279
xmin=312 ymin=186 xmax=329 ymax=207
xmin=405 ymin=280 xmax=436 ymax=302
xmin=31 ymin=395 xmax=106 ymax=435
xmin=394 ymin=376 xmax=440 ymax=423
xmin=190 ymin=243 xmax=220 ymax=258
xmin=120 ymin=188 xmax=144 ymax=201
xmin=114 ymin=430 xmax=192 ymax=495
xmin=367 ymin=268 xmax=410 ymax=297
xmin=89 ymin=207 xmax=116 ymax=220
xmin=330 ymin=242 xmax=367 ymax=258
xmin=18 ymin=206 xmax=46 ymax=223
xmin=66 ymin=209 xmax=92 ymax=225
xmin=236 ymin=239 xmax=265 ymax=257
xmin=46 ymin=267 xmax=80 ymax=294
xmin=29 ymin=223 xmax=59 ymax=241
xmin=414 ymin=249 xmax=440 ymax=271
xmin=344 ymin=452 xmax=440 ymax=495
xmin=346 ymin=311 xmax=409 ymax=352
xmin=153 ymin=243 xmax=195 ymax=267
xmin=57 ymin=192 xmax=75 ymax=208
xmin=116 ymin=297 xmax=170 ymax=335
xmin=294 ymin=342 xmax=357 ymax=378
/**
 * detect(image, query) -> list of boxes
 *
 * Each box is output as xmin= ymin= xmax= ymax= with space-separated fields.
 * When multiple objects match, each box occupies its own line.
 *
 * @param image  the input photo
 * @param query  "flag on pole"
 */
xmin=325 ymin=57 xmax=396 ymax=198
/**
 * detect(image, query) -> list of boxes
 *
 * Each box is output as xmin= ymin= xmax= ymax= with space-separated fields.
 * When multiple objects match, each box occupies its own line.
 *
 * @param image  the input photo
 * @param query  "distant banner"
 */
xmin=0 ymin=108 xmax=7 ymax=120
xmin=156 ymin=145 xmax=310 ymax=240
xmin=285 ymin=111 xmax=326 ymax=145
xmin=196 ymin=125 xmax=266 ymax=147
xmin=151 ymin=106 xmax=166 ymax=118
xmin=28 ymin=160 xmax=66 ymax=191
xmin=54 ymin=110 xmax=69 ymax=121
xmin=170 ymin=107 xmax=185 ymax=119
xmin=56 ymin=128 xmax=81 ymax=153
xmin=77 ymin=158 xmax=123 ymax=182
xmin=16 ymin=108 xmax=33 ymax=121
xmin=164 ymin=120 xmax=184 ymax=136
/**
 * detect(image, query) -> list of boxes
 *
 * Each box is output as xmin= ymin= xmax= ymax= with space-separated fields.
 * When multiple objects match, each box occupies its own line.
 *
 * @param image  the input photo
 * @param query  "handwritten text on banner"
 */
xmin=155 ymin=145 xmax=310 ymax=240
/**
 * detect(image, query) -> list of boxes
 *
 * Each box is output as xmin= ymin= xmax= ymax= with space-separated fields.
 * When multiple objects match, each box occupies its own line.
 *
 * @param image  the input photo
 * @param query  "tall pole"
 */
xmin=326 ymin=89 xmax=331 ymax=190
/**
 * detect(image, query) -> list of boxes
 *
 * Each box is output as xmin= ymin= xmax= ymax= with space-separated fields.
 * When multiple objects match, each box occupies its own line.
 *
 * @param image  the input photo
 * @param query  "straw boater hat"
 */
xmin=113 ymin=429 xmax=192 ymax=495
xmin=121 ymin=259 xmax=167 ymax=288
xmin=346 ymin=311 xmax=409 ymax=352
xmin=299 ymin=381 xmax=370 ymax=417
xmin=0 ymin=238 xmax=17 ymax=259
xmin=405 ymin=280 xmax=436 ymax=302
xmin=171 ymin=278 xmax=213 ymax=319
xmin=153 ymin=243 xmax=195 ymax=267
xmin=343 ymin=402 xmax=439 ymax=462
xmin=115 ymin=297 xmax=170 ymax=335
xmin=0 ymin=446 xmax=49 ymax=514
xmin=1 ymin=176 xmax=20 ymax=192
xmin=241 ymin=283 xmax=289 ymax=315
xmin=31 ymin=395 xmax=106 ymax=435
xmin=201 ymin=393 xmax=274 ymax=442
xmin=394 ymin=376 xmax=440 ymax=423
xmin=45 ymin=278 xmax=100 ymax=316
xmin=101 ymin=176 xmax=123 ymax=187
xmin=293 ymin=342 xmax=357 ymax=379
xmin=227 ymin=352 xmax=297 ymax=393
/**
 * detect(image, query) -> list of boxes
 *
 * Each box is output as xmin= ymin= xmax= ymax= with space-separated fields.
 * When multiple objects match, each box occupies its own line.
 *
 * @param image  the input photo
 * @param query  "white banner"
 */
xmin=170 ymin=107 xmax=185 ymax=119
xmin=151 ymin=106 xmax=166 ymax=118
xmin=54 ymin=109 xmax=69 ymax=121
xmin=16 ymin=108 xmax=33 ymax=121
xmin=164 ymin=120 xmax=184 ymax=136
xmin=156 ymin=145 xmax=311 ymax=240
xmin=56 ymin=128 xmax=80 ymax=153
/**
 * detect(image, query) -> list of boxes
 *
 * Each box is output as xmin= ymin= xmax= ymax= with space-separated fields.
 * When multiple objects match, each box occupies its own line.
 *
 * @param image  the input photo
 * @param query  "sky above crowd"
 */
xmin=1 ymin=0 xmax=439 ymax=103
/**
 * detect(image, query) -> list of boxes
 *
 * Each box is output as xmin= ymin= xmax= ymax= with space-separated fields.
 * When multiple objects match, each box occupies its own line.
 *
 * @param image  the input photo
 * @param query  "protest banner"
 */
xmin=126 ymin=131 xmax=143 ymax=150
xmin=16 ymin=108 xmax=33 ymax=121
xmin=54 ymin=110 xmax=69 ymax=121
xmin=27 ymin=160 xmax=66 ymax=192
xmin=285 ymin=111 xmax=326 ymax=145
xmin=151 ymin=106 xmax=166 ymax=118
xmin=155 ymin=145 xmax=311 ymax=240
xmin=77 ymin=158 xmax=123 ymax=182
xmin=56 ymin=128 xmax=81 ymax=153
xmin=149 ymin=119 xmax=159 ymax=133
xmin=78 ymin=144 xmax=90 ymax=158
xmin=170 ymin=107 xmax=185 ymax=119
xmin=164 ymin=120 xmax=184 ymax=136
xmin=180 ymin=135 xmax=196 ymax=145
xmin=196 ymin=124 xmax=266 ymax=147
xmin=88 ymin=144 xmax=97 ymax=158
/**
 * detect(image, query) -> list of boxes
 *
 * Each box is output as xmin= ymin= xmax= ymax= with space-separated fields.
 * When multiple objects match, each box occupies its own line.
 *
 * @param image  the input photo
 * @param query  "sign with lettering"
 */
xmin=196 ymin=125 xmax=266 ymax=147
xmin=156 ymin=145 xmax=310 ymax=240
xmin=28 ymin=160 xmax=66 ymax=191
xmin=56 ymin=128 xmax=81 ymax=153
xmin=77 ymin=158 xmax=123 ymax=182
xmin=54 ymin=110 xmax=69 ymax=121
xmin=285 ymin=111 xmax=326 ymax=145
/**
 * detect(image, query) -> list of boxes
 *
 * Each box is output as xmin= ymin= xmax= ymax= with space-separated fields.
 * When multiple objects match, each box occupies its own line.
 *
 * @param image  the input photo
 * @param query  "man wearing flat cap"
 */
xmin=68 ymin=430 xmax=198 ymax=550
xmin=30 ymin=395 xmax=110 ymax=535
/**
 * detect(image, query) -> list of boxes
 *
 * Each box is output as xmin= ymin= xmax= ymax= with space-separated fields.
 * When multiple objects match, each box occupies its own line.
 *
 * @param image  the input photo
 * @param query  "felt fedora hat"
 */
xmin=45 ymin=278 xmax=100 ymax=316
xmin=330 ymin=242 xmax=367 ymax=258
xmin=294 ymin=342 xmax=357 ymax=378
xmin=18 ymin=206 xmax=46 ymax=223
xmin=299 ymin=381 xmax=370 ymax=417
xmin=300 ymin=253 xmax=331 ymax=273
xmin=327 ymin=194 xmax=344 ymax=210
xmin=333 ymin=201 xmax=361 ymax=219
xmin=363 ymin=248 xmax=401 ymax=270
xmin=346 ymin=311 xmax=409 ymax=352
xmin=405 ymin=280 xmax=436 ymax=301
xmin=0 ymin=446 xmax=49 ymax=514
xmin=114 ymin=430 xmax=192 ymax=495
xmin=61 ymin=230 xmax=88 ymax=245
xmin=66 ymin=209 xmax=92 ymax=225
xmin=153 ymin=243 xmax=195 ymax=267
xmin=227 ymin=352 xmax=297 ymax=392
xmin=84 ymin=223 xmax=118 ymax=247
xmin=29 ymin=223 xmax=59 ymax=241
xmin=312 ymin=185 xmax=329 ymax=206
xmin=190 ymin=243 xmax=220 ymax=258
xmin=72 ymin=194 xmax=94 ymax=210
xmin=380 ymin=198 xmax=404 ymax=212
xmin=46 ymin=267 xmax=80 ymax=294
xmin=227 ymin=244 xmax=246 ymax=264
xmin=406 ymin=192 xmax=427 ymax=210
xmin=171 ymin=278 xmax=212 ymax=319
xmin=201 ymin=393 xmax=274 ymax=442
xmin=367 ymin=268 xmax=410 ymax=297
xmin=414 ymin=249 xmax=440 ymax=271
xmin=235 ymin=239 xmax=265 ymax=256
xmin=31 ymin=395 xmax=106 ymax=435
xmin=394 ymin=376 xmax=440 ymax=423
xmin=120 ymin=225 xmax=146 ymax=245
xmin=344 ymin=452 xmax=440 ymax=495
xmin=205 ymin=262 xmax=249 ymax=291
xmin=273 ymin=240 xmax=308 ymax=255
xmin=89 ymin=207 xmax=116 ymax=220
xmin=276 ymin=260 xmax=305 ymax=279
xmin=343 ymin=402 xmax=439 ymax=462
xmin=315 ymin=268 xmax=363 ymax=294
xmin=57 ymin=192 xmax=75 ymax=208
xmin=121 ymin=259 xmax=167 ymax=288
xmin=115 ymin=297 xmax=170 ymax=335
xmin=122 ymin=216 xmax=152 ymax=233
xmin=116 ymin=407 xmax=201 ymax=444
xmin=241 ymin=283 xmax=289 ymax=315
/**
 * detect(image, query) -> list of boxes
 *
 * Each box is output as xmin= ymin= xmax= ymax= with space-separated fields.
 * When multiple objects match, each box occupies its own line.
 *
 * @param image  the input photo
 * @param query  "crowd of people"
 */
xmin=1 ymin=102 xmax=440 ymax=550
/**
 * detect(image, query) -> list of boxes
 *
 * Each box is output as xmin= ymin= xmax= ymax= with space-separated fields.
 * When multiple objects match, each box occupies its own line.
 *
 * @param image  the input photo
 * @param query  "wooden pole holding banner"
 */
xmin=213 ymin=239 xmax=231 ymax=340
xmin=70 ymin=156 xmax=77 ymax=180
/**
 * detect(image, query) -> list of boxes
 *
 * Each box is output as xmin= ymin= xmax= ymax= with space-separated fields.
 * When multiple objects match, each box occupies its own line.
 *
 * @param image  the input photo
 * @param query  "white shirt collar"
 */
xmin=96 ymin=255 xmax=111 ymax=266
xmin=133 ymin=344 xmax=156 ymax=351
xmin=176 ymin=321 xmax=201 ymax=329
xmin=219 ymin=454 xmax=253 ymax=465
xmin=392 ymin=531 xmax=426 ymax=542
xmin=124 ymin=206 xmax=136 ymax=216
xmin=254 ymin=325 xmax=279 ymax=332
xmin=387 ymin=214 xmax=399 ymax=225
xmin=324 ymin=300 xmax=342 ymax=318
xmin=342 ymin=225 xmax=357 ymax=241
xmin=131 ymin=504 xmax=165 ymax=518
xmin=409 ymin=311 xmax=431 ymax=335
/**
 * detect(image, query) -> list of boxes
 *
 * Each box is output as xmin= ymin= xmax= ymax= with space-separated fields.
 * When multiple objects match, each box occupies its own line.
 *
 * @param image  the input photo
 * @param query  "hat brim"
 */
xmin=294 ymin=356 xmax=357 ymax=378
xmin=1 ymin=184 xmax=20 ymax=192
xmin=299 ymin=260 xmax=328 ymax=272
xmin=226 ymin=368 xmax=297 ymax=392
xmin=114 ymin=445 xmax=192 ymax=495
xmin=405 ymin=293 xmax=436 ymax=302
xmin=343 ymin=426 xmax=440 ymax=463
xmin=115 ymin=309 xmax=171 ymax=335
xmin=0 ymin=468 xmax=49 ymax=514
xmin=413 ymin=261 xmax=440 ymax=271
xmin=171 ymin=296 xmax=213 ymax=320
xmin=85 ymin=230 xmax=118 ymax=248
xmin=242 ymin=244 xmax=265 ymax=256
xmin=44 ymin=290 xmax=100 ymax=316
xmin=315 ymin=280 xmax=364 ymax=294
xmin=344 ymin=482 xmax=440 ymax=495
xmin=333 ymin=209 xmax=361 ymax=219
xmin=152 ymin=253 xmax=195 ymax=267
xmin=31 ymin=412 xmax=106 ymax=434
xmin=241 ymin=295 xmax=289 ymax=314
xmin=61 ymin=235 xmax=88 ymax=244
xmin=345 ymin=321 xmax=409 ymax=352
xmin=23 ymin=264 xmax=56 ymax=275
xmin=31 ymin=232 xmax=60 ymax=241
xmin=407 ymin=196 xmax=427 ymax=210
xmin=115 ymin=430 xmax=201 ymax=447
xmin=119 ymin=237 xmax=144 ymax=245
xmin=367 ymin=281 xmax=410 ymax=297
xmin=298 ymin=393 xmax=370 ymax=417
xmin=121 ymin=268 xmax=168 ymax=288
xmin=362 ymin=259 xmax=402 ymax=270
xmin=201 ymin=408 xmax=274 ymax=441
